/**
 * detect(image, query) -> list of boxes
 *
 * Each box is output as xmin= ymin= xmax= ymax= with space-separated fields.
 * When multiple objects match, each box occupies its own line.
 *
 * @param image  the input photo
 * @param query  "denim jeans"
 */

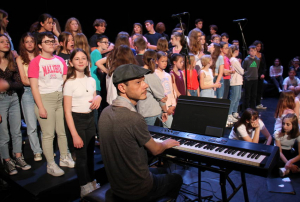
xmin=145 ymin=114 xmax=161 ymax=126
xmin=164 ymin=114 xmax=173 ymax=128
xmin=229 ymin=85 xmax=242 ymax=115
xmin=200 ymin=89 xmax=215 ymax=98
xmin=214 ymin=76 xmax=224 ymax=99
xmin=188 ymin=89 xmax=198 ymax=97
xmin=0 ymin=93 xmax=22 ymax=159
xmin=21 ymin=87 xmax=42 ymax=154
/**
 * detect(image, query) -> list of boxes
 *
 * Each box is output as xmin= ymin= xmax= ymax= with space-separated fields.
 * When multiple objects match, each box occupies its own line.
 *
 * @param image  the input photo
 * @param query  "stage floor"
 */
xmin=1 ymin=96 xmax=300 ymax=202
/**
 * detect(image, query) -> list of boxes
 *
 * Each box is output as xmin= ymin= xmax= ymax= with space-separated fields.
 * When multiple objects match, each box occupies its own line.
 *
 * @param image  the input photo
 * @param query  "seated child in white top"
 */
xmin=229 ymin=108 xmax=272 ymax=145
xmin=274 ymin=113 xmax=300 ymax=177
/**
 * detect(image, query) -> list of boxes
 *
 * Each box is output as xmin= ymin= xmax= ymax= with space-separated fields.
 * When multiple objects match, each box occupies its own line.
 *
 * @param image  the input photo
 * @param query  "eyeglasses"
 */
xmin=100 ymin=42 xmax=110 ymax=45
xmin=42 ymin=40 xmax=56 ymax=45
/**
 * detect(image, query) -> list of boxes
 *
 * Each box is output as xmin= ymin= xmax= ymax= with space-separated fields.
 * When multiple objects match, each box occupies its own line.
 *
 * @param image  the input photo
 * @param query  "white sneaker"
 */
xmin=34 ymin=153 xmax=42 ymax=161
xmin=80 ymin=183 xmax=94 ymax=198
xmin=278 ymin=88 xmax=282 ymax=93
xmin=279 ymin=167 xmax=290 ymax=177
xmin=90 ymin=179 xmax=101 ymax=190
xmin=228 ymin=115 xmax=238 ymax=122
xmin=47 ymin=162 xmax=65 ymax=176
xmin=232 ymin=112 xmax=240 ymax=119
xmin=59 ymin=154 xmax=75 ymax=168
xmin=256 ymin=104 xmax=267 ymax=109
xmin=226 ymin=121 xmax=233 ymax=128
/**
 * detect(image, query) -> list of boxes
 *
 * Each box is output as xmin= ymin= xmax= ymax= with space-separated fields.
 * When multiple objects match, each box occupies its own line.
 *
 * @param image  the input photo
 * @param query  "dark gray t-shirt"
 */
xmin=242 ymin=56 xmax=260 ymax=81
xmin=99 ymin=105 xmax=153 ymax=200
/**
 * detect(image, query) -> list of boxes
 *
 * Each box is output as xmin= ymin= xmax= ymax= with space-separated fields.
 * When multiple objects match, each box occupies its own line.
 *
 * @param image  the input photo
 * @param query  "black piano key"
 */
xmin=228 ymin=150 xmax=235 ymax=154
xmin=219 ymin=147 xmax=226 ymax=152
xmin=232 ymin=150 xmax=238 ymax=155
xmin=241 ymin=152 xmax=247 ymax=157
xmin=237 ymin=151 xmax=243 ymax=156
xmin=250 ymin=153 xmax=257 ymax=159
xmin=247 ymin=153 xmax=253 ymax=158
xmin=255 ymin=154 xmax=261 ymax=159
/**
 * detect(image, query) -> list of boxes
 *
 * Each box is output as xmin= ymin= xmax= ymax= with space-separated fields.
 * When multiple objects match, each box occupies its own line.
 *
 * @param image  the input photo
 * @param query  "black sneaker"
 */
xmin=15 ymin=157 xmax=31 ymax=170
xmin=4 ymin=159 xmax=18 ymax=175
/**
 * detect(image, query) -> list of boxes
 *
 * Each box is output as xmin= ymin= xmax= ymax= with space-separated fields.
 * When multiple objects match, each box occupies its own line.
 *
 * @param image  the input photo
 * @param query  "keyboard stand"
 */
xmin=161 ymin=155 xmax=250 ymax=202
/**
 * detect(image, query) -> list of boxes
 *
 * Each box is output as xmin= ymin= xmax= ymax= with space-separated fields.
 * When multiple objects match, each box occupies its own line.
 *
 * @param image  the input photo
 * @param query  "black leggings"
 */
xmin=72 ymin=111 xmax=96 ymax=186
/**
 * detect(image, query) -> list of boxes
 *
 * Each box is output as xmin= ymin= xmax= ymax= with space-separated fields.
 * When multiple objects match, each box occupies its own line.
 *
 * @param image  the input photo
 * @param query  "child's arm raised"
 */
xmin=96 ymin=57 xmax=109 ymax=74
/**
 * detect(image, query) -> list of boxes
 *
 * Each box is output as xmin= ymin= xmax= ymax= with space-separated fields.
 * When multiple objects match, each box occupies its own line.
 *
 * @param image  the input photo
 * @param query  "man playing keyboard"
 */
xmin=98 ymin=64 xmax=183 ymax=202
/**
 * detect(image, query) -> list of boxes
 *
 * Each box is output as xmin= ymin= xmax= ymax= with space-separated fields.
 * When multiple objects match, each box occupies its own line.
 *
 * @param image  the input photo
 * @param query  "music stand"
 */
xmin=171 ymin=96 xmax=230 ymax=137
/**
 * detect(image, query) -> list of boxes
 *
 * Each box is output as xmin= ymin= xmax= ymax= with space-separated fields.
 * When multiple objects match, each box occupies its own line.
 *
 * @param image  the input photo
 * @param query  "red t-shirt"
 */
xmin=183 ymin=69 xmax=199 ymax=90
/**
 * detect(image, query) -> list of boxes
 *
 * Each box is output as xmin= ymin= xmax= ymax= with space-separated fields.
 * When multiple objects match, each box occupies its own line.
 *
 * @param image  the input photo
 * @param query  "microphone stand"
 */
xmin=237 ymin=22 xmax=247 ymax=60
xmin=175 ymin=16 xmax=190 ymax=95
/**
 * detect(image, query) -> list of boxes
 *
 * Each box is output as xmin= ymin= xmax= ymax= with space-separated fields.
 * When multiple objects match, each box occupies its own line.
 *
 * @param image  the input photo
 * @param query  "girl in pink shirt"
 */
xmin=28 ymin=32 xmax=74 ymax=177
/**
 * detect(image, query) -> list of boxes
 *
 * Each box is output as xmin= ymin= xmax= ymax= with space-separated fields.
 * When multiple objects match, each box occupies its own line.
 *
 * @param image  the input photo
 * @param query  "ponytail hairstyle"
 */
xmin=228 ymin=44 xmax=239 ymax=58
xmin=170 ymin=53 xmax=184 ymax=68
xmin=57 ymin=31 xmax=73 ymax=55
xmin=143 ymin=49 xmax=157 ymax=73
xmin=36 ymin=13 xmax=53 ymax=32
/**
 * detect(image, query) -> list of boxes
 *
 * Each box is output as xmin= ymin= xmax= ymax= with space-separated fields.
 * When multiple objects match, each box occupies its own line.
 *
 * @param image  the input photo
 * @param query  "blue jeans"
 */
xmin=200 ymin=89 xmax=215 ymax=98
xmin=0 ymin=93 xmax=22 ymax=159
xmin=229 ymin=85 xmax=242 ymax=115
xmin=188 ymin=89 xmax=198 ymax=97
xmin=21 ymin=87 xmax=42 ymax=154
xmin=145 ymin=114 xmax=160 ymax=126
xmin=213 ymin=76 xmax=224 ymax=99
xmin=164 ymin=114 xmax=173 ymax=128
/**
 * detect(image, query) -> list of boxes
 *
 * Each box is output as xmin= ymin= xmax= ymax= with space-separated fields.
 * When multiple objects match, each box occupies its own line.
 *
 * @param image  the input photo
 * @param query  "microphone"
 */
xmin=233 ymin=18 xmax=247 ymax=22
xmin=171 ymin=12 xmax=189 ymax=18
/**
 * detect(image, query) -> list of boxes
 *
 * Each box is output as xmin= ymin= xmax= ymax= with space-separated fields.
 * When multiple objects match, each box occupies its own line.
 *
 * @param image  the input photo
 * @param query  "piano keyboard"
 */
xmin=148 ymin=125 xmax=279 ymax=177
xmin=152 ymin=133 xmax=266 ymax=167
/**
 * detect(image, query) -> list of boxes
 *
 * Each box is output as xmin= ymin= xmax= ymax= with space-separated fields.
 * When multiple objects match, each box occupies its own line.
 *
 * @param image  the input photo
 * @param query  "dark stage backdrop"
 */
xmin=2 ymin=2 xmax=298 ymax=79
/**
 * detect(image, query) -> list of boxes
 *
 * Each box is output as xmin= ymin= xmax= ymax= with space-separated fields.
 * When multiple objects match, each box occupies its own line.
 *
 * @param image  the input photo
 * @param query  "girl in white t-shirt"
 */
xmin=274 ymin=113 xmax=300 ymax=177
xmin=63 ymin=48 xmax=102 ymax=197
xmin=229 ymin=108 xmax=272 ymax=145
xmin=199 ymin=55 xmax=220 ymax=98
